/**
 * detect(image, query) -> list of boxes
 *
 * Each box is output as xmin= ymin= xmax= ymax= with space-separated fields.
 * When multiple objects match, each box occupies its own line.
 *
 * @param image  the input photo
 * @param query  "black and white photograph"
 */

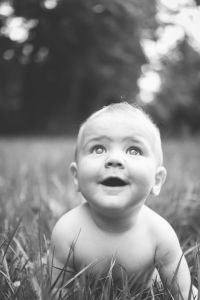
xmin=0 ymin=0 xmax=200 ymax=299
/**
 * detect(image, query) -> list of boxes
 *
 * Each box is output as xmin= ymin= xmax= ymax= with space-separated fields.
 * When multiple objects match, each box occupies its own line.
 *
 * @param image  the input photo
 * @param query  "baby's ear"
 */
xmin=151 ymin=166 xmax=167 ymax=196
xmin=70 ymin=162 xmax=79 ymax=191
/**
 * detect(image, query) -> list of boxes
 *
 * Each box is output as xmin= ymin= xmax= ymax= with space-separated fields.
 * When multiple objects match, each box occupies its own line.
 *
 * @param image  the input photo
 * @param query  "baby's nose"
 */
xmin=104 ymin=155 xmax=124 ymax=169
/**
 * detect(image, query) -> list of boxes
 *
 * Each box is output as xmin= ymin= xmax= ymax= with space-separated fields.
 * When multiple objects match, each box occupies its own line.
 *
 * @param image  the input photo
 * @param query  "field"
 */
xmin=0 ymin=137 xmax=200 ymax=299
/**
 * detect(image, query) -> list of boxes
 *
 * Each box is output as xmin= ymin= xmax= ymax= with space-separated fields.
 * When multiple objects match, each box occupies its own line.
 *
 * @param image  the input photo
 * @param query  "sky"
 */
xmin=0 ymin=0 xmax=200 ymax=103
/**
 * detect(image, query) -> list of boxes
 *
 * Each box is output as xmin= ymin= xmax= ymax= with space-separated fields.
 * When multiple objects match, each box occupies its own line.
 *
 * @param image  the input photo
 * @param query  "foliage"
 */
xmin=146 ymin=37 xmax=200 ymax=135
xmin=0 ymin=0 xmax=159 ymax=133
xmin=1 ymin=221 xmax=197 ymax=300
xmin=1 ymin=1 xmax=200 ymax=135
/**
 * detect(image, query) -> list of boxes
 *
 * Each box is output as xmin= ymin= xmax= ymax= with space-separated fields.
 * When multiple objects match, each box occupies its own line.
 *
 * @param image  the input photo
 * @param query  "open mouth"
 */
xmin=101 ymin=177 xmax=128 ymax=187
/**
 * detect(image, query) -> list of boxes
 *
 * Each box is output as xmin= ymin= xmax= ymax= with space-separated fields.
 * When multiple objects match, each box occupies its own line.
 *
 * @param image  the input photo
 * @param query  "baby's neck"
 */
xmin=87 ymin=203 xmax=143 ymax=233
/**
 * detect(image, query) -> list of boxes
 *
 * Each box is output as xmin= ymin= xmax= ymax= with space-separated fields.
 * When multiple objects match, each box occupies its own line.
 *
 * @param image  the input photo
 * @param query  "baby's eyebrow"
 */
xmin=82 ymin=135 xmax=110 ymax=148
xmin=85 ymin=135 xmax=110 ymax=143
xmin=84 ymin=136 xmax=145 ymax=147
xmin=122 ymin=136 xmax=146 ymax=145
xmin=122 ymin=137 xmax=140 ymax=143
xmin=123 ymin=136 xmax=152 ymax=151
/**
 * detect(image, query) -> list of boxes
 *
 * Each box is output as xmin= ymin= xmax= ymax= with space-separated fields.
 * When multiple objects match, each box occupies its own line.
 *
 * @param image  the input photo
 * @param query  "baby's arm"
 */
xmin=49 ymin=217 xmax=76 ymax=289
xmin=154 ymin=220 xmax=197 ymax=299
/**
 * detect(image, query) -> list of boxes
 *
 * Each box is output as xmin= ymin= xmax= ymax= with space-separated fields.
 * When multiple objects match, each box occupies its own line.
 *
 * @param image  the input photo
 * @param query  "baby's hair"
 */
xmin=74 ymin=102 xmax=163 ymax=164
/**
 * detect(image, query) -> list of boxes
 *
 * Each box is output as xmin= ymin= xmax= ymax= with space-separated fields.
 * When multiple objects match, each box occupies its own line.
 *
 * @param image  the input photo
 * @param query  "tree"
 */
xmin=0 ymin=0 xmax=158 ymax=133
xmin=146 ymin=36 xmax=200 ymax=135
xmin=20 ymin=0 xmax=146 ymax=131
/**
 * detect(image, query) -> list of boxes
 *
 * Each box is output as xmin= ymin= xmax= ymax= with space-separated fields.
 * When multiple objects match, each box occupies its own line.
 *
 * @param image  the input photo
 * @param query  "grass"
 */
xmin=0 ymin=136 xmax=200 ymax=299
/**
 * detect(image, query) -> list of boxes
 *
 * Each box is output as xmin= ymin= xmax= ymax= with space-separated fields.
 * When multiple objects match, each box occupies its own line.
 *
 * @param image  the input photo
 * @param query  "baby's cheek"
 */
xmin=133 ymin=167 xmax=155 ymax=188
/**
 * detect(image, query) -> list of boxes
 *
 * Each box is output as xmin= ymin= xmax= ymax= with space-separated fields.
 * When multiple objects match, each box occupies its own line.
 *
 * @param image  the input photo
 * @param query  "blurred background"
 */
xmin=0 ymin=0 xmax=200 ymax=136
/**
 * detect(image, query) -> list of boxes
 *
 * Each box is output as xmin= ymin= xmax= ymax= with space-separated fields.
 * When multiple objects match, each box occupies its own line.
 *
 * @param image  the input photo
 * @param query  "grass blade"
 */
xmin=1 ymin=217 xmax=22 ymax=263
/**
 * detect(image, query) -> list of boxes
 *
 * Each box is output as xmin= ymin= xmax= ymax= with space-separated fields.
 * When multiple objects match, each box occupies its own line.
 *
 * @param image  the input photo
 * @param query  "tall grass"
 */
xmin=0 ymin=137 xmax=200 ymax=299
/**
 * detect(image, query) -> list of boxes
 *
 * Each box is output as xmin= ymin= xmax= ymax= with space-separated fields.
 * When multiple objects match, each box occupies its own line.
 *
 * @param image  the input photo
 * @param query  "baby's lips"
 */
xmin=100 ymin=177 xmax=128 ymax=187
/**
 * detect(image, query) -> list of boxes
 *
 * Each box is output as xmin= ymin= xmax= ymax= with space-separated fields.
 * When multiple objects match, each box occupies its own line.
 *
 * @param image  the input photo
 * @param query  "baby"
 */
xmin=50 ymin=102 xmax=197 ymax=298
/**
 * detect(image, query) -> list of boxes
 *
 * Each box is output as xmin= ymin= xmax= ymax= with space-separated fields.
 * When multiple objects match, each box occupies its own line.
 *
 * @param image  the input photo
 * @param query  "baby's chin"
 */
xmin=87 ymin=200 xmax=137 ymax=218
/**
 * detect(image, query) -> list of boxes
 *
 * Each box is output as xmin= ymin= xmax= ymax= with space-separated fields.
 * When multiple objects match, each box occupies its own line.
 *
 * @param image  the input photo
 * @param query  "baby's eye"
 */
xmin=126 ymin=146 xmax=142 ymax=156
xmin=91 ymin=145 xmax=106 ymax=154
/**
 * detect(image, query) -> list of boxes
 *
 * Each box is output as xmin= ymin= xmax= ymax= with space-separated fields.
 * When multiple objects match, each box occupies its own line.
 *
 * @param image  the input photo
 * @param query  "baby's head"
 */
xmin=75 ymin=102 xmax=163 ymax=166
xmin=71 ymin=102 xmax=167 ymax=215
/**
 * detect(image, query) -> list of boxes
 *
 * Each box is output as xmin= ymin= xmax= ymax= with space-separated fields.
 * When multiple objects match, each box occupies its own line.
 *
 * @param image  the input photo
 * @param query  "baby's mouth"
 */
xmin=101 ymin=177 xmax=128 ymax=187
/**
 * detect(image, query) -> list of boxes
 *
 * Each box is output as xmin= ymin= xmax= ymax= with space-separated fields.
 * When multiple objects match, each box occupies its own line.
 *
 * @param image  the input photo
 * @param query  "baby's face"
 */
xmin=71 ymin=111 xmax=166 ymax=216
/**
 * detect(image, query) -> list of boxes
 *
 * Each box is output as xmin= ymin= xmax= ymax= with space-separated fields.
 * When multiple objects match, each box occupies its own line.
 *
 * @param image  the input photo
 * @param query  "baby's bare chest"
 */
xmin=72 ymin=226 xmax=155 ymax=277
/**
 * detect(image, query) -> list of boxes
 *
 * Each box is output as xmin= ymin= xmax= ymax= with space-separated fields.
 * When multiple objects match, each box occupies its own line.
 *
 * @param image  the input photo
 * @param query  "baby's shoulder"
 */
xmin=142 ymin=205 xmax=176 ymax=237
xmin=51 ymin=204 xmax=88 ymax=246
xmin=142 ymin=206 xmax=179 ymax=250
